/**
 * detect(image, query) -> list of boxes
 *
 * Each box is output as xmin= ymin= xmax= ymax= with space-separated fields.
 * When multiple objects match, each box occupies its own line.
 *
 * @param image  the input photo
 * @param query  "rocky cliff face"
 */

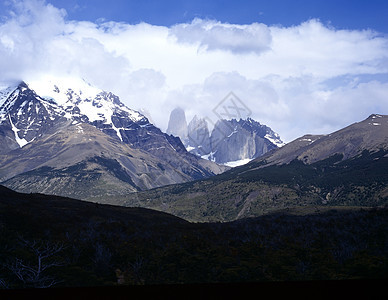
xmin=182 ymin=115 xmax=284 ymax=165
xmin=209 ymin=118 xmax=283 ymax=164
xmin=166 ymin=107 xmax=188 ymax=143
xmin=186 ymin=115 xmax=212 ymax=156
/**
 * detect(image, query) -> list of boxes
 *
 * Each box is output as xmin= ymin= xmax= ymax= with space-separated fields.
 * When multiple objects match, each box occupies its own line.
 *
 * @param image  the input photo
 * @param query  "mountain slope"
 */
xmin=0 ymin=80 xmax=227 ymax=199
xmin=253 ymin=114 xmax=388 ymax=166
xmin=109 ymin=114 xmax=388 ymax=222
xmin=1 ymin=122 xmax=167 ymax=198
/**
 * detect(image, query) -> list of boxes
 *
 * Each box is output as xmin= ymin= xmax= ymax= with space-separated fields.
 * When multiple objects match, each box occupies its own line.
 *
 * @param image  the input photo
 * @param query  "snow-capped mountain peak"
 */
xmin=27 ymin=77 xmax=146 ymax=124
xmin=0 ymin=81 xmax=65 ymax=149
xmin=0 ymin=77 xmax=150 ymax=149
xmin=27 ymin=76 xmax=102 ymax=106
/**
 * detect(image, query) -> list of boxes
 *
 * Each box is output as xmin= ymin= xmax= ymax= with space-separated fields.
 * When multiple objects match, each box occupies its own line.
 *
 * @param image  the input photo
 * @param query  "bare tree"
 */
xmin=0 ymin=278 xmax=9 ymax=289
xmin=92 ymin=242 xmax=112 ymax=269
xmin=5 ymin=237 xmax=66 ymax=288
xmin=129 ymin=256 xmax=146 ymax=284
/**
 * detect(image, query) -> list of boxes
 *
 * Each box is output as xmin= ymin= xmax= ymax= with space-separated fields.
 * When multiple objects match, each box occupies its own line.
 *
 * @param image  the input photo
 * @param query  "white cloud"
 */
xmin=0 ymin=0 xmax=130 ymax=85
xmin=1 ymin=1 xmax=388 ymax=142
xmin=169 ymin=18 xmax=272 ymax=54
xmin=265 ymin=20 xmax=388 ymax=78
xmin=0 ymin=0 xmax=65 ymax=79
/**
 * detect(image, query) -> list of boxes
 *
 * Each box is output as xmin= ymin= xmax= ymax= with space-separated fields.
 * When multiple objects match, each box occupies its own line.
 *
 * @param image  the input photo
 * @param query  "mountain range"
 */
xmin=166 ymin=107 xmax=284 ymax=166
xmin=109 ymin=114 xmax=388 ymax=222
xmin=1 ymin=77 xmax=388 ymax=223
xmin=0 ymin=79 xmax=226 ymax=199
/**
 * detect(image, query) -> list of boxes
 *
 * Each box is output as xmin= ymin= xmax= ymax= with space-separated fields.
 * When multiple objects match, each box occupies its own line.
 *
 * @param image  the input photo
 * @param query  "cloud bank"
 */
xmin=1 ymin=0 xmax=388 ymax=142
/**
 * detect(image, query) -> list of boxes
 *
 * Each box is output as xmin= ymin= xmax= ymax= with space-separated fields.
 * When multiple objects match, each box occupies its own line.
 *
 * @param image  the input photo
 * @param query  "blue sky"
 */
xmin=42 ymin=0 xmax=388 ymax=32
xmin=1 ymin=0 xmax=388 ymax=142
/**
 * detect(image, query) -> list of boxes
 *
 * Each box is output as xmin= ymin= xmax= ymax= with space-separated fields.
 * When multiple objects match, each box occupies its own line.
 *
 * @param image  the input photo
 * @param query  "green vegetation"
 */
xmin=0 ymin=186 xmax=387 ymax=289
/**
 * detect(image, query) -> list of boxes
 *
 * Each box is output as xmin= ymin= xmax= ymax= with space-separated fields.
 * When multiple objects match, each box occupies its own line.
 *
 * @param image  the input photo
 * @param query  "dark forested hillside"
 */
xmin=0 ymin=185 xmax=387 ymax=290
